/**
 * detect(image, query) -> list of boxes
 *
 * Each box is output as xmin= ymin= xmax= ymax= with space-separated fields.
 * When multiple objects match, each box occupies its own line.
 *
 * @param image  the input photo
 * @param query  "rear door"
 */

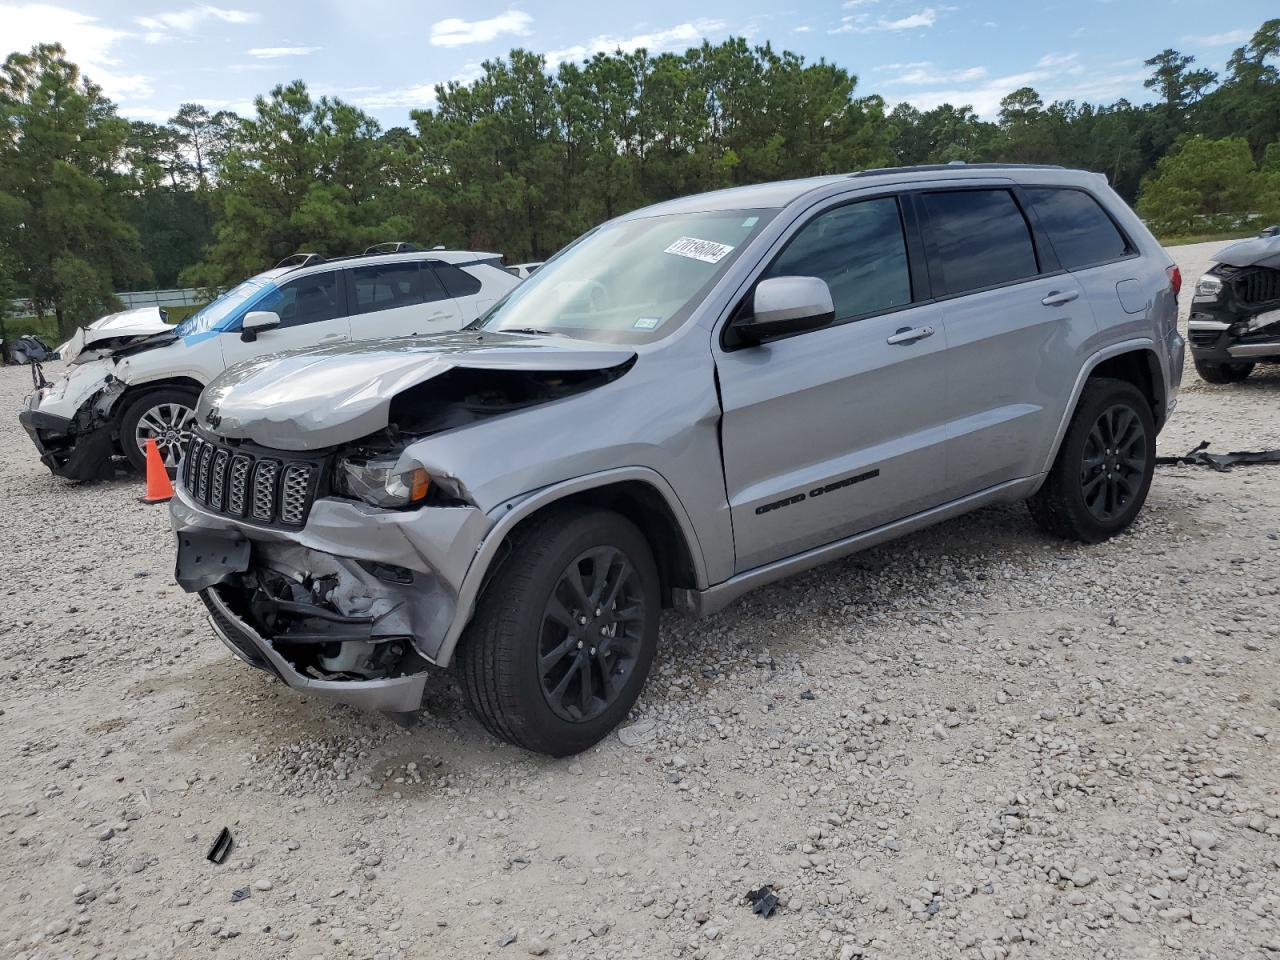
xmin=346 ymin=260 xmax=462 ymax=340
xmin=916 ymin=187 xmax=1095 ymax=499
xmin=218 ymin=270 xmax=351 ymax=370
xmin=715 ymin=193 xmax=950 ymax=572
xmin=1020 ymin=185 xmax=1144 ymax=336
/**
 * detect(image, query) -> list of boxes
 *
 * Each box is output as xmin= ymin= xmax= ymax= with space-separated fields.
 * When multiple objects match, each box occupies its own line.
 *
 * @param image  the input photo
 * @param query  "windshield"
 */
xmin=175 ymin=277 xmax=272 ymax=337
xmin=474 ymin=209 xmax=776 ymax=344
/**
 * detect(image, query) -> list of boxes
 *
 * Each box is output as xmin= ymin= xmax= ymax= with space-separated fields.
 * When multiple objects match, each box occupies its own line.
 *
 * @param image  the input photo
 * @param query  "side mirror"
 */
xmin=732 ymin=276 xmax=835 ymax=347
xmin=240 ymin=310 xmax=281 ymax=343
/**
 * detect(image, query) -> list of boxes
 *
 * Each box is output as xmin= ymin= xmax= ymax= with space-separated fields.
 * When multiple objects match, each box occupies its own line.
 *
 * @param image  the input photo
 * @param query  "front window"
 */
xmin=474 ymin=209 xmax=776 ymax=343
xmin=175 ymin=278 xmax=272 ymax=337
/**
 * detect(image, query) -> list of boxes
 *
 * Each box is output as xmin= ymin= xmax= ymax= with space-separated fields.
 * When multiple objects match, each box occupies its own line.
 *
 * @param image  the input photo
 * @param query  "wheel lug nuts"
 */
xmin=578 ymin=616 xmax=587 ymax=625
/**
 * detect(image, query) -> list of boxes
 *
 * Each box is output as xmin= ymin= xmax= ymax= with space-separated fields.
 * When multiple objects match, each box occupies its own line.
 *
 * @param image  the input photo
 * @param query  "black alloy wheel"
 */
xmin=1079 ymin=403 xmax=1148 ymax=523
xmin=538 ymin=546 xmax=646 ymax=723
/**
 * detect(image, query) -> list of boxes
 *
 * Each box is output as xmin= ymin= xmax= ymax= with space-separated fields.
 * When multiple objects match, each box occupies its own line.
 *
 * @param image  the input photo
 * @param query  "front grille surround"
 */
xmin=183 ymin=430 xmax=325 ymax=528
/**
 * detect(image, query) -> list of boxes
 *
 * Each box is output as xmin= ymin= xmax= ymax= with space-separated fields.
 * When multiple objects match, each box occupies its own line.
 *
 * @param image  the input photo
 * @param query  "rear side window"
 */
xmin=258 ymin=272 xmax=342 ymax=328
xmin=764 ymin=196 xmax=912 ymax=321
xmin=920 ymin=189 xmax=1038 ymax=296
xmin=1024 ymin=187 xmax=1132 ymax=270
xmin=349 ymin=262 xmax=422 ymax=315
xmin=432 ymin=262 xmax=482 ymax=298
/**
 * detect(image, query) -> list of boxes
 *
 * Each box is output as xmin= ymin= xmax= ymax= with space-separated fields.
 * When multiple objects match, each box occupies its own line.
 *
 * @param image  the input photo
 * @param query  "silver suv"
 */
xmin=171 ymin=164 xmax=1184 ymax=756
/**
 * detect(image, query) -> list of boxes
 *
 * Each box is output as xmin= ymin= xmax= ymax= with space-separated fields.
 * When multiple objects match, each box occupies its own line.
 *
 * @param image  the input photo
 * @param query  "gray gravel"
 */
xmin=2 ymin=241 xmax=1279 ymax=960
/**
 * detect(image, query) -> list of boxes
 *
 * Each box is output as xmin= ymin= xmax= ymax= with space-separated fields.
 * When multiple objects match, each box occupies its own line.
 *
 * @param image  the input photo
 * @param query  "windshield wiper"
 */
xmin=501 ymin=327 xmax=563 ymax=337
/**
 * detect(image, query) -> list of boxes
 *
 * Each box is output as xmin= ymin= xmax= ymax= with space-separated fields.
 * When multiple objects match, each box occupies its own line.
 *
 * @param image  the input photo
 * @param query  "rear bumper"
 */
xmin=200 ymin=585 xmax=428 ymax=713
xmin=18 ymin=406 xmax=115 ymax=481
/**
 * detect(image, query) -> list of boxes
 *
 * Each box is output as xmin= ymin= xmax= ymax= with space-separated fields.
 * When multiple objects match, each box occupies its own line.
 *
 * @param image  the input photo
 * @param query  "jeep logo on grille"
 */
xmin=204 ymin=407 xmax=222 ymax=429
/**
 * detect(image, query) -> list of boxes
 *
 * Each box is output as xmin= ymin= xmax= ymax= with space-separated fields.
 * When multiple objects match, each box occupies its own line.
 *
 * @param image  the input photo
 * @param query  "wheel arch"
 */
xmin=435 ymin=468 xmax=708 ymax=667
xmin=115 ymin=376 xmax=205 ymax=424
xmin=1039 ymin=340 xmax=1164 ymax=479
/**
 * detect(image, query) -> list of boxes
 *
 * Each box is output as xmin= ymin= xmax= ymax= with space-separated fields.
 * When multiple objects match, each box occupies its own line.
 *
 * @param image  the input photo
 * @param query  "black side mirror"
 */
xmin=731 ymin=276 xmax=836 ymax=347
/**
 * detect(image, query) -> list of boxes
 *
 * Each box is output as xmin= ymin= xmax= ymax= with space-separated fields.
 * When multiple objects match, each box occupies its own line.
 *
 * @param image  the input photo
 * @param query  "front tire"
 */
xmin=1194 ymin=358 xmax=1254 ymax=384
xmin=1028 ymin=377 xmax=1155 ymax=543
xmin=456 ymin=507 xmax=660 ymax=756
xmin=118 ymin=388 xmax=199 ymax=474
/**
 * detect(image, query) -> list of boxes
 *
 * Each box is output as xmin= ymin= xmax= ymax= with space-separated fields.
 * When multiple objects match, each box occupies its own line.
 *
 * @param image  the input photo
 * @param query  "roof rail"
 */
xmin=276 ymin=252 xmax=325 ymax=269
xmin=363 ymin=241 xmax=420 ymax=256
xmin=850 ymin=162 xmax=1067 ymax=178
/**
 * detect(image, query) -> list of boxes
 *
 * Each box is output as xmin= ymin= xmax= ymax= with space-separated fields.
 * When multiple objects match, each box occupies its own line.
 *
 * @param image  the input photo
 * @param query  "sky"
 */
xmin=2 ymin=1 xmax=1274 ymax=126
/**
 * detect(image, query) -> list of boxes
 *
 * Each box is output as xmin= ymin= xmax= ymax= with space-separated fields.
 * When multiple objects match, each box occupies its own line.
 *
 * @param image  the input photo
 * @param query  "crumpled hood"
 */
xmin=198 ymin=332 xmax=637 ymax=450
xmin=1214 ymin=233 xmax=1280 ymax=270
xmin=59 ymin=307 xmax=175 ymax=364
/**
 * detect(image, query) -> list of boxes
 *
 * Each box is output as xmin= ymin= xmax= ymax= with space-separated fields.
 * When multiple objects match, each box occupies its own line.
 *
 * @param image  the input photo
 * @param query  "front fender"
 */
xmin=431 ymin=465 xmax=707 ymax=667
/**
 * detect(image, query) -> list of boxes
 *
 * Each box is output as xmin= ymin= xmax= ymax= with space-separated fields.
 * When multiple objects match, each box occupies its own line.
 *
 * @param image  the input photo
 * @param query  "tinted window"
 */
xmin=350 ymin=263 xmax=422 ymax=315
xmin=432 ymin=263 xmax=481 ymax=298
xmin=1025 ymin=187 xmax=1132 ymax=270
xmin=257 ymin=272 xmax=342 ymax=328
xmin=921 ymin=190 xmax=1038 ymax=295
xmin=764 ymin=197 xmax=912 ymax=321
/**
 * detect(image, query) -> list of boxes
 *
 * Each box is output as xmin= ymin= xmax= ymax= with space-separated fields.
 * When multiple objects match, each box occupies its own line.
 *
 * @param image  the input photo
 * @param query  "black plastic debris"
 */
xmin=1156 ymin=441 xmax=1280 ymax=472
xmin=230 ymin=887 xmax=250 ymax=903
xmin=1173 ymin=655 xmax=1193 ymax=664
xmin=800 ymin=690 xmax=816 ymax=701
xmin=207 ymin=827 xmax=234 ymax=864
xmin=747 ymin=885 xmax=779 ymax=918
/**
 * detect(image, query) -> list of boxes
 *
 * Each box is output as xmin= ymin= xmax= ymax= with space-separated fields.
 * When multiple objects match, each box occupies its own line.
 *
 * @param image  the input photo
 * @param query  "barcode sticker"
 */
xmin=664 ymin=236 xmax=735 ymax=264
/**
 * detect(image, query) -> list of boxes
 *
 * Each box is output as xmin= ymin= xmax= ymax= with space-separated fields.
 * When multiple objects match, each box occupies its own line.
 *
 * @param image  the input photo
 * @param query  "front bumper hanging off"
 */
xmin=19 ymin=407 xmax=117 ymax=481
xmin=200 ymin=583 xmax=430 ymax=713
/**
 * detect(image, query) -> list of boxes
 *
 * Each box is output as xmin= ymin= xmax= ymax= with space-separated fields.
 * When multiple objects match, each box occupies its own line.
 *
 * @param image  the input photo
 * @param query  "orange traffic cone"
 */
xmin=140 ymin=438 xmax=174 ymax=503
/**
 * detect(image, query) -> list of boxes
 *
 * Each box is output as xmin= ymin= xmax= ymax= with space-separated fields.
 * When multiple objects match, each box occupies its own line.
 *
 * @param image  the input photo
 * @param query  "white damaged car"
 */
xmin=20 ymin=246 xmax=518 ymax=480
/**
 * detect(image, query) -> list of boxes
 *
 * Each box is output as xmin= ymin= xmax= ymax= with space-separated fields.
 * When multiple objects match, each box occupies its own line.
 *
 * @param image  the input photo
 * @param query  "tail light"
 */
xmin=1167 ymin=265 xmax=1182 ymax=297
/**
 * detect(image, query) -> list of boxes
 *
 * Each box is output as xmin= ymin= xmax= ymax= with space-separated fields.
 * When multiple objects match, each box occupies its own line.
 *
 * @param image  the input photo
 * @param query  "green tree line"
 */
xmin=2 ymin=19 xmax=1278 ymax=338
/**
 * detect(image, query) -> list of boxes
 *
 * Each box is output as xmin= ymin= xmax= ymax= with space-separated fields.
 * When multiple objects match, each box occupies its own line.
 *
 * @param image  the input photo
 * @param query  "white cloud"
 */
xmin=247 ymin=46 xmax=322 ymax=58
xmin=1036 ymin=52 xmax=1079 ymax=68
xmin=793 ymin=25 xmax=814 ymax=33
xmin=545 ymin=18 xmax=728 ymax=68
xmin=136 ymin=4 xmax=258 ymax=38
xmin=429 ymin=10 xmax=533 ymax=48
xmin=894 ymin=60 xmax=1147 ymax=118
xmin=830 ymin=7 xmax=938 ymax=34
xmin=877 ymin=61 xmax=988 ymax=86
xmin=350 ymin=65 xmax=483 ymax=112
xmin=1187 ymin=28 xmax=1251 ymax=46
xmin=1 ymin=3 xmax=153 ymax=100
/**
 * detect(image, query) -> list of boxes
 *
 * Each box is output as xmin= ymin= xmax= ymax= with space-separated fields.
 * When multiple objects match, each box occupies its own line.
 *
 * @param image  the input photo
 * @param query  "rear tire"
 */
xmin=1028 ymin=377 xmax=1155 ymax=543
xmin=119 ymin=388 xmax=199 ymax=474
xmin=1194 ymin=358 xmax=1254 ymax=384
xmin=455 ymin=507 xmax=660 ymax=756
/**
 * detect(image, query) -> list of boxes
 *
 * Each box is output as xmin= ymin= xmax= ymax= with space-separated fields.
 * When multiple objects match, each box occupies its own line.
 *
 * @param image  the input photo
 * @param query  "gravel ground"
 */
xmin=2 ymin=241 xmax=1279 ymax=960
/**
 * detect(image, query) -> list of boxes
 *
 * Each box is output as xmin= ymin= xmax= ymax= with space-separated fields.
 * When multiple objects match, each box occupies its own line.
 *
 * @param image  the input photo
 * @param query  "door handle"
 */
xmin=1041 ymin=290 xmax=1079 ymax=307
xmin=886 ymin=325 xmax=935 ymax=346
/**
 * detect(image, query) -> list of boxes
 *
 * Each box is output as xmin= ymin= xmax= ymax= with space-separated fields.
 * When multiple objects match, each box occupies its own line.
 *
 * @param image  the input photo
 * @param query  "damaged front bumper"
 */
xmin=170 ymin=481 xmax=492 ymax=713
xmin=1188 ymin=263 xmax=1280 ymax=364
xmin=20 ymin=376 xmax=126 ymax=481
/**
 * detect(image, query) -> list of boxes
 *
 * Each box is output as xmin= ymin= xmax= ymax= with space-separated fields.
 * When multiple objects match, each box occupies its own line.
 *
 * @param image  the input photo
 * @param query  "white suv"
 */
xmin=20 ymin=247 xmax=518 ymax=480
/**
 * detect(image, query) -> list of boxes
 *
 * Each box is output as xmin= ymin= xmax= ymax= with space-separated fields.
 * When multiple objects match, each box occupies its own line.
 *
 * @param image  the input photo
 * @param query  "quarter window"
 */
xmin=920 ymin=189 xmax=1038 ymax=296
xmin=258 ymin=272 xmax=342 ymax=328
xmin=432 ymin=262 xmax=481 ymax=298
xmin=1024 ymin=187 xmax=1132 ymax=270
xmin=763 ymin=196 xmax=912 ymax=321
xmin=350 ymin=263 xmax=423 ymax=314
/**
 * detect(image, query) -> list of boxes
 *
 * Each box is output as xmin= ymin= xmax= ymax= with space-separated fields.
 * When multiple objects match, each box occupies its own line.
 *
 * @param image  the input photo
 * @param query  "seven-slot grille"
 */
xmin=183 ymin=433 xmax=319 ymax=526
xmin=1234 ymin=267 xmax=1280 ymax=306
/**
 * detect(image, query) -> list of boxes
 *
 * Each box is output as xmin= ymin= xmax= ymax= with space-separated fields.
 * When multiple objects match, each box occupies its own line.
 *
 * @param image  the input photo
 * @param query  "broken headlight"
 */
xmin=1194 ymin=274 xmax=1223 ymax=300
xmin=333 ymin=454 xmax=431 ymax=508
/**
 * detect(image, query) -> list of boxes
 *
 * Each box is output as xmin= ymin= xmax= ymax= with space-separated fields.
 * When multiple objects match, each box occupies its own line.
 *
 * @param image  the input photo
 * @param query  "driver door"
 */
xmin=715 ymin=194 xmax=950 ymax=572
xmin=218 ymin=271 xmax=351 ymax=369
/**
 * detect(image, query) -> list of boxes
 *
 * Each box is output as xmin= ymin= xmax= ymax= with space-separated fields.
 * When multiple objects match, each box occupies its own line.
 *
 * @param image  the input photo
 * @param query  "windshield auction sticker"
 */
xmin=664 ymin=237 xmax=735 ymax=264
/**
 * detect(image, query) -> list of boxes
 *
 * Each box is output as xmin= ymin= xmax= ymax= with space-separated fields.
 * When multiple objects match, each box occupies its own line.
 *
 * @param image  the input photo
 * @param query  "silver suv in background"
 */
xmin=171 ymin=164 xmax=1183 ymax=755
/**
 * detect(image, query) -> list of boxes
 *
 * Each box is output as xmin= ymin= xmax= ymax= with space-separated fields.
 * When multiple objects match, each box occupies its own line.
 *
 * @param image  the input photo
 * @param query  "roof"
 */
xmin=617 ymin=163 xmax=1097 ymax=220
xmin=280 ymin=249 xmax=502 ymax=281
